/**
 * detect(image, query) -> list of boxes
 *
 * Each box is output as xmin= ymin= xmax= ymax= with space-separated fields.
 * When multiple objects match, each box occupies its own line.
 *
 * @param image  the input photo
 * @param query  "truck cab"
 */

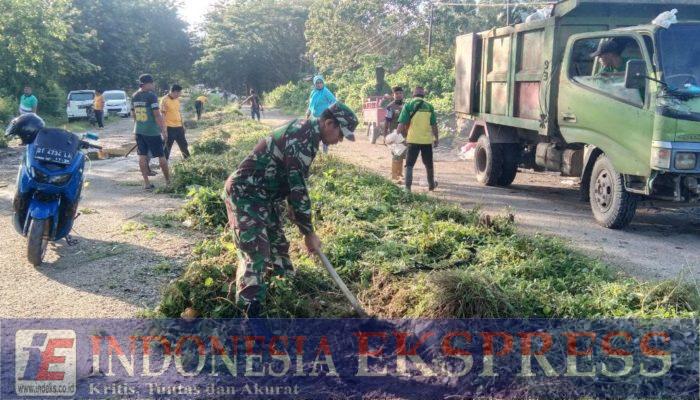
xmin=454 ymin=0 xmax=700 ymax=229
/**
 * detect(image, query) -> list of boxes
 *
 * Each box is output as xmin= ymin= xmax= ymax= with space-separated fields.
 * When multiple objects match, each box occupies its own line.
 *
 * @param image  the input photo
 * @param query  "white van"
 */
xmin=103 ymin=90 xmax=131 ymax=117
xmin=66 ymin=90 xmax=95 ymax=122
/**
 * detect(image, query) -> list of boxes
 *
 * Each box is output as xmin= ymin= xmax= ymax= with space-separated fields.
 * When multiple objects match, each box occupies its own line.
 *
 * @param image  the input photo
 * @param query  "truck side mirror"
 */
xmin=624 ymin=60 xmax=647 ymax=89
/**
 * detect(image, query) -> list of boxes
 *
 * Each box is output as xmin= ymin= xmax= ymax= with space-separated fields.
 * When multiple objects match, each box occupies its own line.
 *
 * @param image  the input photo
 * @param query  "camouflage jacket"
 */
xmin=231 ymin=118 xmax=320 ymax=235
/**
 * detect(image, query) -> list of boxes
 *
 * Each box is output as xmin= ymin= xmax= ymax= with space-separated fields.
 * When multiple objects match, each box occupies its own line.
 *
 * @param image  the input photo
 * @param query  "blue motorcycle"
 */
xmin=5 ymin=114 xmax=101 ymax=266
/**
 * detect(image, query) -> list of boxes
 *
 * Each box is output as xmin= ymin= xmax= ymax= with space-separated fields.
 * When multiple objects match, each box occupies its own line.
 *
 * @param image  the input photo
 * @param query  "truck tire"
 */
xmin=474 ymin=135 xmax=502 ymax=186
xmin=497 ymin=143 xmax=520 ymax=186
xmin=27 ymin=218 xmax=49 ymax=266
xmin=589 ymin=155 xmax=637 ymax=229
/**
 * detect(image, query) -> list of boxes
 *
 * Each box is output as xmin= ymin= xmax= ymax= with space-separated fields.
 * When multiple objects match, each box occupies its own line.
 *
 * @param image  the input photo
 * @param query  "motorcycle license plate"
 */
xmin=35 ymin=147 xmax=73 ymax=165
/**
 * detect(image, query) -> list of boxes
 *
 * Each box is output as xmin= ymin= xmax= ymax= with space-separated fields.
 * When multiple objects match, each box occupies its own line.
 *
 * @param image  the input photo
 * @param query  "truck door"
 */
xmin=558 ymin=33 xmax=654 ymax=176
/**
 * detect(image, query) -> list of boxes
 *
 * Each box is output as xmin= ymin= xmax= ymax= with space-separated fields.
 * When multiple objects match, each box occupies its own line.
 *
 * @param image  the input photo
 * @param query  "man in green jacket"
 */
xmin=397 ymin=86 xmax=439 ymax=192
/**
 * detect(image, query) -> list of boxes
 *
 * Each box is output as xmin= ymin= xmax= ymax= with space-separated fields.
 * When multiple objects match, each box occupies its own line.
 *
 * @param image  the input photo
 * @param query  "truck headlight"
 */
xmin=651 ymin=147 xmax=672 ymax=169
xmin=675 ymin=152 xmax=697 ymax=170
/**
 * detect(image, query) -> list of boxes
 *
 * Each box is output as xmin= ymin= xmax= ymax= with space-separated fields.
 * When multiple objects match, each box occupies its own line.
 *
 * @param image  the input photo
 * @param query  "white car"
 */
xmin=103 ymin=90 xmax=131 ymax=117
xmin=66 ymin=90 xmax=95 ymax=122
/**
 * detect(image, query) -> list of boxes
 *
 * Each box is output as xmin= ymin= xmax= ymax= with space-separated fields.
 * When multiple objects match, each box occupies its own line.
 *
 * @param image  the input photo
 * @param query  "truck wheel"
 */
xmin=497 ymin=143 xmax=520 ymax=186
xmin=27 ymin=218 xmax=49 ymax=266
xmin=589 ymin=155 xmax=637 ymax=229
xmin=474 ymin=135 xmax=502 ymax=186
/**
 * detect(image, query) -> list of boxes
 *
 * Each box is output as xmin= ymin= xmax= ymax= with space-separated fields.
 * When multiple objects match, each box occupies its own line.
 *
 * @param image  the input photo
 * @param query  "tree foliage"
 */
xmin=0 ymin=0 xmax=95 ymax=98
xmin=70 ymin=0 xmax=194 ymax=91
xmin=195 ymin=0 xmax=309 ymax=93
xmin=0 ymin=0 xmax=192 ymax=117
xmin=305 ymin=0 xmax=423 ymax=74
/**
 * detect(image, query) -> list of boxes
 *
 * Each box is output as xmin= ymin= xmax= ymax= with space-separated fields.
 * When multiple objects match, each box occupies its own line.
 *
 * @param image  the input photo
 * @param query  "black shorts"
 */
xmin=136 ymin=134 xmax=164 ymax=158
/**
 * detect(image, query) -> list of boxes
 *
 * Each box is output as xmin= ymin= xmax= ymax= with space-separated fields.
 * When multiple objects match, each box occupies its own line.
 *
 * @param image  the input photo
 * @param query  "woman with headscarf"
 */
xmin=306 ymin=75 xmax=337 ymax=154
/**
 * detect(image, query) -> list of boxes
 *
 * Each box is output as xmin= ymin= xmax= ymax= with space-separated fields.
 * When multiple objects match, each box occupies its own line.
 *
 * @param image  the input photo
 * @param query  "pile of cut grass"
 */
xmin=158 ymin=114 xmax=700 ymax=319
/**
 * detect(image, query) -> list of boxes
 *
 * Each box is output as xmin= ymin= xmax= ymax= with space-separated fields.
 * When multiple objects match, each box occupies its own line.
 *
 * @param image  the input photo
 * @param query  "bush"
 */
xmin=430 ymin=92 xmax=454 ymax=115
xmin=184 ymin=91 xmax=227 ymax=115
xmin=181 ymin=186 xmax=228 ymax=230
xmin=191 ymin=138 xmax=229 ymax=155
xmin=266 ymin=57 xmax=455 ymax=117
xmin=0 ymin=96 xmax=15 ymax=126
xmin=265 ymin=81 xmax=308 ymax=115
xmin=388 ymin=56 xmax=455 ymax=98
xmin=41 ymin=83 xmax=67 ymax=117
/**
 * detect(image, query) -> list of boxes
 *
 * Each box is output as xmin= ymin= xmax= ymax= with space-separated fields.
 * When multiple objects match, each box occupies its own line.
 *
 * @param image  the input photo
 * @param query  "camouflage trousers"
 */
xmin=225 ymin=195 xmax=293 ymax=305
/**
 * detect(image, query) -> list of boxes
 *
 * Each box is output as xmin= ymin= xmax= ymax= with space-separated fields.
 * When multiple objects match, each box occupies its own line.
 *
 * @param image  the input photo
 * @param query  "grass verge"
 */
xmin=157 ymin=112 xmax=700 ymax=319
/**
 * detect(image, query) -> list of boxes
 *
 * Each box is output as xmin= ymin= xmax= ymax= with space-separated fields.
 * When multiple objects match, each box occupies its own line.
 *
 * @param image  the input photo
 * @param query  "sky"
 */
xmin=179 ymin=0 xmax=217 ymax=27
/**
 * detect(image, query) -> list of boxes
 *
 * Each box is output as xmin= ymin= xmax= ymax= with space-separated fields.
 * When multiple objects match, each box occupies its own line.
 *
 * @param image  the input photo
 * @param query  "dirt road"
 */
xmin=259 ymin=109 xmax=700 ymax=282
xmin=0 ymin=117 xmax=197 ymax=318
xmin=337 ymin=135 xmax=700 ymax=282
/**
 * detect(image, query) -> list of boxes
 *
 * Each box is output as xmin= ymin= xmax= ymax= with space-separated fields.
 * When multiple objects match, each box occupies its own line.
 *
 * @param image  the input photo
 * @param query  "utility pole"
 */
xmin=428 ymin=1 xmax=434 ymax=57
xmin=506 ymin=0 xmax=511 ymax=25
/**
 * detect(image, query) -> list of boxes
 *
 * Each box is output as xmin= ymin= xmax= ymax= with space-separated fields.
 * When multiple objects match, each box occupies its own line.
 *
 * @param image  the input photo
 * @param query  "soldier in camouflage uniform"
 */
xmin=224 ymin=102 xmax=359 ymax=317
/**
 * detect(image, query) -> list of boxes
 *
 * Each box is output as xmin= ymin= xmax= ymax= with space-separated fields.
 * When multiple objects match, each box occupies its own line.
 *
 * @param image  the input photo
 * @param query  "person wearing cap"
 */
xmin=224 ymin=102 xmax=358 ymax=317
xmin=131 ymin=74 xmax=170 ymax=190
xmin=397 ymin=86 xmax=439 ymax=192
xmin=592 ymin=39 xmax=627 ymax=75
xmin=384 ymin=86 xmax=405 ymax=182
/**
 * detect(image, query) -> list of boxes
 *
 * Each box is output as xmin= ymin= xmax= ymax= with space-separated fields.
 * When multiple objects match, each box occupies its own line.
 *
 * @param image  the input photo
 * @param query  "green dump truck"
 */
xmin=454 ymin=0 xmax=700 ymax=228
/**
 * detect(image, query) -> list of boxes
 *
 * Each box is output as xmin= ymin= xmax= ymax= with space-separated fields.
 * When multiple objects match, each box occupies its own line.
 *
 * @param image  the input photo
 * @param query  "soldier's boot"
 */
xmin=404 ymin=167 xmax=414 ymax=192
xmin=427 ymin=167 xmax=438 ymax=191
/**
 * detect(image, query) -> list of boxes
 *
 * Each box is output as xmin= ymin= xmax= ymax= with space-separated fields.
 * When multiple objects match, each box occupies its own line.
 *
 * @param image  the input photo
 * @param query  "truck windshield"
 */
xmin=658 ymin=24 xmax=700 ymax=90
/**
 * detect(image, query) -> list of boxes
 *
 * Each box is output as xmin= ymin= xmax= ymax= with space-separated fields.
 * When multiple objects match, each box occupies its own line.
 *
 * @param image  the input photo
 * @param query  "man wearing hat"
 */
xmin=591 ymin=38 xmax=627 ymax=75
xmin=131 ymin=74 xmax=170 ymax=190
xmin=398 ymin=86 xmax=439 ymax=192
xmin=224 ymin=102 xmax=358 ymax=317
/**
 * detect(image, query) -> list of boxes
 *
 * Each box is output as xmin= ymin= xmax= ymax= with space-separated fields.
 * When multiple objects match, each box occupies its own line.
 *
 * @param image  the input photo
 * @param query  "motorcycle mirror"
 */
xmin=4 ymin=122 xmax=15 ymax=137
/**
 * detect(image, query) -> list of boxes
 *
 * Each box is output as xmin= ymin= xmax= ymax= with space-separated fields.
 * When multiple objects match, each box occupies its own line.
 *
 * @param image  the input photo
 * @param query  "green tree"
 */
xmin=426 ymin=0 xmax=541 ymax=65
xmin=305 ymin=0 xmax=423 ymax=74
xmin=195 ymin=0 xmax=309 ymax=93
xmin=69 ymin=0 xmax=194 ymax=91
xmin=0 ymin=0 xmax=97 ymax=114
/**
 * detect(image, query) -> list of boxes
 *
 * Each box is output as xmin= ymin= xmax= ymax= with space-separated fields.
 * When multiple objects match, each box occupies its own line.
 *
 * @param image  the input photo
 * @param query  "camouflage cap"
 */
xmin=328 ymin=102 xmax=358 ymax=142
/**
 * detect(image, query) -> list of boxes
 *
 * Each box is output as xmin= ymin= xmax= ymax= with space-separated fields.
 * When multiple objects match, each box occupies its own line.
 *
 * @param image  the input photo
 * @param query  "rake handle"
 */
xmin=316 ymin=250 xmax=368 ymax=317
